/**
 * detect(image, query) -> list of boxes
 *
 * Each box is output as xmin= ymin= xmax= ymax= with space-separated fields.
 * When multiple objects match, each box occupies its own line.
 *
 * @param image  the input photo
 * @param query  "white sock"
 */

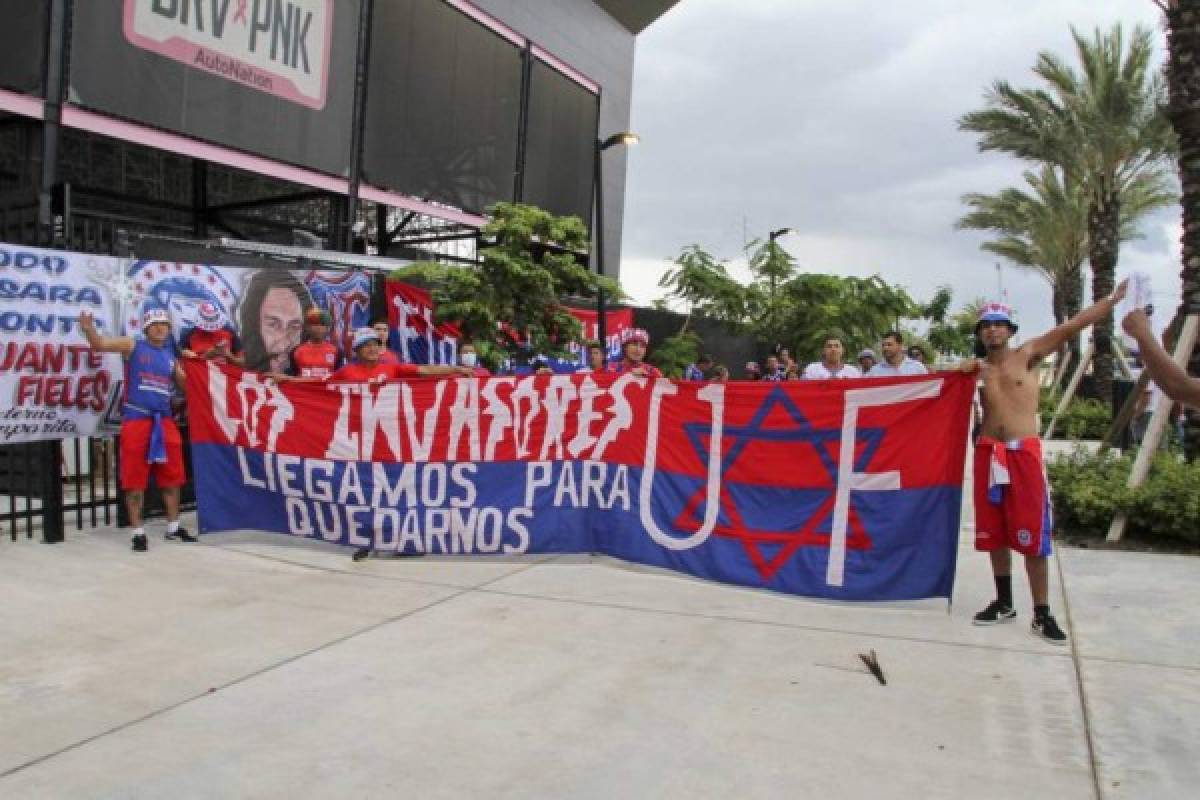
xmin=132 ymin=527 xmax=145 ymax=538
xmin=167 ymin=520 xmax=180 ymax=534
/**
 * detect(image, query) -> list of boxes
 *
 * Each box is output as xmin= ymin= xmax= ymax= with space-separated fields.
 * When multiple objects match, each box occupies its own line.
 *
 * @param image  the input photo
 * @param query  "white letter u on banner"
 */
xmin=640 ymin=381 xmax=725 ymax=550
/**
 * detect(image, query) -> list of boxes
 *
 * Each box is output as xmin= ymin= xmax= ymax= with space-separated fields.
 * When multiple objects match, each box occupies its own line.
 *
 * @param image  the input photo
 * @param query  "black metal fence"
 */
xmin=1 ymin=200 xmax=379 ymax=544
xmin=1 ymin=203 xmax=154 ymax=543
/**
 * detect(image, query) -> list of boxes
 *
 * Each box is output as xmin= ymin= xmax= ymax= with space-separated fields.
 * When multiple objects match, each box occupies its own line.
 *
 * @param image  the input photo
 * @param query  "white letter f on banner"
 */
xmin=827 ymin=379 xmax=943 ymax=587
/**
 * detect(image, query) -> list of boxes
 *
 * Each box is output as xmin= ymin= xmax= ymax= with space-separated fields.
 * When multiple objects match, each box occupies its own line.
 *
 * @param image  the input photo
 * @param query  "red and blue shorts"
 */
xmin=973 ymin=436 xmax=1053 ymax=557
xmin=119 ymin=417 xmax=186 ymax=491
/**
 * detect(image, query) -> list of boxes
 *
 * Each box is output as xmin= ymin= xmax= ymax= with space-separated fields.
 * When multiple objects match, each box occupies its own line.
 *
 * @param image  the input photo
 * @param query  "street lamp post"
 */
xmin=594 ymin=132 xmax=639 ymax=353
xmin=768 ymin=227 xmax=796 ymax=244
xmin=765 ymin=228 xmax=796 ymax=346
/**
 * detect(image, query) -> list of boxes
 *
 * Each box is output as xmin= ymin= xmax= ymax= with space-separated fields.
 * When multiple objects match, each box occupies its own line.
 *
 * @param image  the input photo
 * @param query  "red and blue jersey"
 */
xmin=287 ymin=341 xmax=343 ymax=378
xmin=123 ymin=339 xmax=177 ymax=420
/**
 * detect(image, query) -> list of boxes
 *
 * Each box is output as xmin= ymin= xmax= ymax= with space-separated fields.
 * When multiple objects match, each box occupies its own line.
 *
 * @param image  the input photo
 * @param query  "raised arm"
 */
xmin=1027 ymin=279 xmax=1128 ymax=363
xmin=78 ymin=310 xmax=134 ymax=358
xmin=1122 ymin=308 xmax=1200 ymax=408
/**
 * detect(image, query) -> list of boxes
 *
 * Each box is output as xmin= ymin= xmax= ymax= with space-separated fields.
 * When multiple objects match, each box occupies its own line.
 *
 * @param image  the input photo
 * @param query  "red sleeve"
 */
xmin=389 ymin=363 xmax=422 ymax=379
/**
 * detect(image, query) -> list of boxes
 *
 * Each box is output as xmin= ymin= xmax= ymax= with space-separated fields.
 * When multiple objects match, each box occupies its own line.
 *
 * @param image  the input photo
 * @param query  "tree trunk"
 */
xmin=1062 ymin=260 xmax=1084 ymax=383
xmin=1051 ymin=282 xmax=1067 ymax=377
xmin=1166 ymin=1 xmax=1200 ymax=460
xmin=1086 ymin=192 xmax=1120 ymax=404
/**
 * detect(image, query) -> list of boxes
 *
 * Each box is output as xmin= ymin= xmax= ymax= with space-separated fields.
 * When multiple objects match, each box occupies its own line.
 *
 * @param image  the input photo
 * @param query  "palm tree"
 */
xmin=1159 ymin=1 xmax=1200 ymax=458
xmin=957 ymin=164 xmax=1174 ymax=377
xmin=959 ymin=24 xmax=1177 ymax=403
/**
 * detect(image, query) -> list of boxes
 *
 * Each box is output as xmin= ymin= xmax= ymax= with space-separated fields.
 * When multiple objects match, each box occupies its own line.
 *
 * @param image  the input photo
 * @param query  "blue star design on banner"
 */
xmin=672 ymin=386 xmax=886 ymax=580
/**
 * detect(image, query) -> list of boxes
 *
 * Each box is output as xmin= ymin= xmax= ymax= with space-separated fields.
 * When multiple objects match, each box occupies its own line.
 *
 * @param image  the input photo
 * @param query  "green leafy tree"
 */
xmin=393 ymin=203 xmax=619 ymax=368
xmin=655 ymin=241 xmax=924 ymax=363
xmin=777 ymin=274 xmax=918 ymax=360
xmin=959 ymin=24 xmax=1177 ymax=403
xmin=926 ymin=297 xmax=987 ymax=358
xmin=745 ymin=237 xmax=800 ymax=349
xmin=648 ymin=331 xmax=702 ymax=378
xmin=657 ymin=245 xmax=746 ymax=333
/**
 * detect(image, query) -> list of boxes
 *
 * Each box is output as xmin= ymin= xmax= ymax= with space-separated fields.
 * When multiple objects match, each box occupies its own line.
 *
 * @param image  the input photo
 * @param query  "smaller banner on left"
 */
xmin=0 ymin=244 xmax=125 ymax=443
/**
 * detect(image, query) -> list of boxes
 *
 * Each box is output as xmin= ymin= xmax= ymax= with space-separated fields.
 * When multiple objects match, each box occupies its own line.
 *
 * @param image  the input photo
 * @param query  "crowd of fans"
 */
xmin=682 ymin=330 xmax=930 ymax=383
xmin=80 ymin=298 xmax=945 ymax=556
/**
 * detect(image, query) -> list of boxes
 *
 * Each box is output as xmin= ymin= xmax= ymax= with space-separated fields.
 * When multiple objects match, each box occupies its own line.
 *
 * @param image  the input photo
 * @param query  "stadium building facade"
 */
xmin=0 ymin=0 xmax=679 ymax=279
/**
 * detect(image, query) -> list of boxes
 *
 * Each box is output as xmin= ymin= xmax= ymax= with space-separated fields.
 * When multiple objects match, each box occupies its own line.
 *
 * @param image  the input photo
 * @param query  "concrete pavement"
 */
xmin=1 ymin=509 xmax=1197 ymax=798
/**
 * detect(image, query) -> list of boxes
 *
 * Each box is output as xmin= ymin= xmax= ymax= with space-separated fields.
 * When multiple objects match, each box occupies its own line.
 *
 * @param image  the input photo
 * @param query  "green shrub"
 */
xmin=1039 ymin=389 xmax=1060 ymax=417
xmin=648 ymin=331 xmax=701 ymax=379
xmin=1047 ymin=449 xmax=1200 ymax=544
xmin=1046 ymin=449 xmax=1132 ymax=532
xmin=1128 ymin=456 xmax=1200 ymax=544
xmin=1040 ymin=395 xmax=1110 ymax=440
xmin=1061 ymin=399 xmax=1111 ymax=439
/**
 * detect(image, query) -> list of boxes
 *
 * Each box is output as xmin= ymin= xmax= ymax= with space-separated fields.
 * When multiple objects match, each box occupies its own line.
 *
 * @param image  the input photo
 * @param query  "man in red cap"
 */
xmin=332 ymin=328 xmax=473 ymax=562
xmin=274 ymin=307 xmax=343 ymax=382
xmin=964 ymin=281 xmax=1126 ymax=643
xmin=331 ymin=327 xmax=472 ymax=384
xmin=613 ymin=328 xmax=662 ymax=378
xmin=179 ymin=301 xmax=243 ymax=366
xmin=79 ymin=306 xmax=194 ymax=551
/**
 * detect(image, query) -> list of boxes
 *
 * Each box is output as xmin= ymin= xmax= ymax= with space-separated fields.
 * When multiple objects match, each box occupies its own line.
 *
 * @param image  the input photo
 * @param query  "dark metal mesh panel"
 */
xmin=362 ymin=0 xmax=522 ymax=215
xmin=521 ymin=59 xmax=599 ymax=225
xmin=0 ymin=0 xmax=46 ymax=95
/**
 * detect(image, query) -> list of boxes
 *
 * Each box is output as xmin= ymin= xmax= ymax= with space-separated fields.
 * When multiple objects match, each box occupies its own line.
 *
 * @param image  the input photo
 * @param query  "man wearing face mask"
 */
xmin=459 ymin=341 xmax=491 ymax=376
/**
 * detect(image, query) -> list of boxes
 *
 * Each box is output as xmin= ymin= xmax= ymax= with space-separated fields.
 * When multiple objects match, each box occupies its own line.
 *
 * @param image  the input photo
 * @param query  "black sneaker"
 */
xmin=131 ymin=534 xmax=148 ymax=552
xmin=165 ymin=527 xmax=197 ymax=542
xmin=973 ymin=600 xmax=1017 ymax=626
xmin=352 ymin=547 xmax=371 ymax=562
xmin=1032 ymin=614 xmax=1068 ymax=644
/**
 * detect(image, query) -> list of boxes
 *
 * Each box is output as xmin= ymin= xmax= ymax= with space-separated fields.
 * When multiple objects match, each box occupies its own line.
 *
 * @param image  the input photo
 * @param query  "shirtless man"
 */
xmin=964 ymin=280 xmax=1127 ymax=643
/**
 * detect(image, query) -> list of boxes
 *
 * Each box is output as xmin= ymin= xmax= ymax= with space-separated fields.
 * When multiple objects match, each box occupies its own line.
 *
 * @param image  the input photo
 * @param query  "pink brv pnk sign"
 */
xmin=123 ymin=0 xmax=334 ymax=110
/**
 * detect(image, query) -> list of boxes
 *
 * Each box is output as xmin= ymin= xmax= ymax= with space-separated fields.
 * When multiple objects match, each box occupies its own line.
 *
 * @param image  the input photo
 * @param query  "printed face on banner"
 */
xmin=122 ymin=262 xmax=371 ymax=375
xmin=123 ymin=0 xmax=334 ymax=109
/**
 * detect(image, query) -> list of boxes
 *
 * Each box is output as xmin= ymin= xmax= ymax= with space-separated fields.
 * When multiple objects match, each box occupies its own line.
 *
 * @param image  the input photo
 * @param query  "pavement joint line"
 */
xmin=42 ymin=536 xmax=1095 ymax=664
xmin=210 ymin=543 xmax=1082 ymax=661
xmin=1057 ymin=548 xmax=1103 ymax=800
xmin=1075 ymin=653 xmax=1200 ymax=673
xmin=209 ymin=542 xmax=533 ymax=592
xmin=469 ymin=583 xmax=1079 ymax=660
xmin=0 ymin=558 xmax=549 ymax=783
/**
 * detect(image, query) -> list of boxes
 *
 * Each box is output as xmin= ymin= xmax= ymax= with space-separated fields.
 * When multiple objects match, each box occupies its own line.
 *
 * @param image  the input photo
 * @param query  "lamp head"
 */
xmin=599 ymin=132 xmax=640 ymax=151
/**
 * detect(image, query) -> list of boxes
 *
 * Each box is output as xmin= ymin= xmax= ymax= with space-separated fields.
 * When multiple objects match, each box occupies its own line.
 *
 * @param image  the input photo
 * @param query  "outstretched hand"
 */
xmin=1109 ymin=278 xmax=1129 ymax=307
xmin=1122 ymin=307 xmax=1152 ymax=339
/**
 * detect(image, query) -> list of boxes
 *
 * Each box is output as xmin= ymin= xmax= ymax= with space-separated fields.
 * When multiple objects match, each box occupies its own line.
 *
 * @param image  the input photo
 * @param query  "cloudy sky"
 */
xmin=618 ymin=0 xmax=1178 ymax=341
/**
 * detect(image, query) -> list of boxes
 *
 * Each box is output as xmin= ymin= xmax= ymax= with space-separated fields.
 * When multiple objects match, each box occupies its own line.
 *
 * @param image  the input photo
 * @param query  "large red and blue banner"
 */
xmin=185 ymin=362 xmax=975 ymax=600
